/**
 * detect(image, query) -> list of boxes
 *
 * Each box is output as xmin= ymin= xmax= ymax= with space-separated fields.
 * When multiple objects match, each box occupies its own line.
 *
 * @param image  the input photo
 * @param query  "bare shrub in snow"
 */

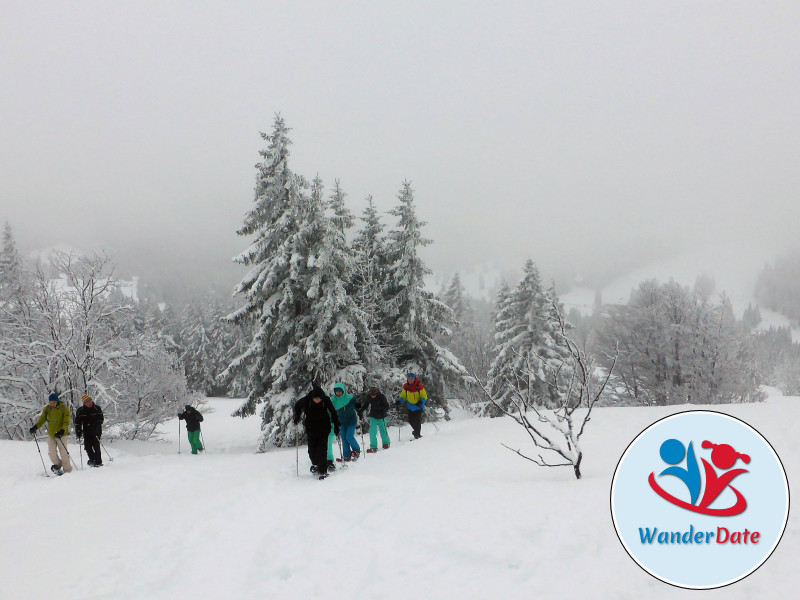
xmin=475 ymin=302 xmax=617 ymax=479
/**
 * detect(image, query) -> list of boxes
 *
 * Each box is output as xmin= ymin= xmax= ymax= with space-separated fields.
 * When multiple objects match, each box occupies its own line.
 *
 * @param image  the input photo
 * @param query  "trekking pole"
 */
xmin=79 ymin=440 xmax=84 ymax=469
xmin=200 ymin=430 xmax=207 ymax=453
xmin=56 ymin=437 xmax=79 ymax=472
xmin=337 ymin=434 xmax=348 ymax=468
xmin=31 ymin=422 xmax=50 ymax=478
xmin=295 ymin=429 xmax=299 ymax=477
xmin=360 ymin=423 xmax=366 ymax=458
xmin=428 ymin=408 xmax=440 ymax=432
xmin=178 ymin=419 xmax=181 ymax=455
xmin=99 ymin=439 xmax=115 ymax=462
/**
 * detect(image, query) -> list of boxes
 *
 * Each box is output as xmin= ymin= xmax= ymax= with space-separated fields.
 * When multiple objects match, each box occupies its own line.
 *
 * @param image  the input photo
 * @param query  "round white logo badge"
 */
xmin=611 ymin=411 xmax=789 ymax=589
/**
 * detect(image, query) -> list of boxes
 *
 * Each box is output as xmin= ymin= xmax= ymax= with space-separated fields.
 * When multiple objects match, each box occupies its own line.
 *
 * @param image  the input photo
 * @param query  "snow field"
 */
xmin=1 ymin=395 xmax=798 ymax=600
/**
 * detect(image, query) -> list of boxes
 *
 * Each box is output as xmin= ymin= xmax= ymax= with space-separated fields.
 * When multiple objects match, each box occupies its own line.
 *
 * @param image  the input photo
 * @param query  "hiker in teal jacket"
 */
xmin=331 ymin=382 xmax=360 ymax=460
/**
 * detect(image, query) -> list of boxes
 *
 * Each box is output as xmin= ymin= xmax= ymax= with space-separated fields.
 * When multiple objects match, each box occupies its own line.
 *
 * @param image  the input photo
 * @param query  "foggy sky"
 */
xmin=2 ymin=1 xmax=799 ymax=296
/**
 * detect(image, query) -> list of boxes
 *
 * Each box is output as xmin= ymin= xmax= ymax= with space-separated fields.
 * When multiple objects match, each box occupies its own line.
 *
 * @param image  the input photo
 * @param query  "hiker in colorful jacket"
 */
xmin=29 ymin=393 xmax=73 ymax=474
xmin=75 ymin=393 xmax=104 ymax=467
xmin=332 ymin=382 xmax=360 ymax=460
xmin=294 ymin=384 xmax=340 ymax=478
xmin=398 ymin=373 xmax=427 ymax=439
xmin=178 ymin=405 xmax=204 ymax=454
xmin=359 ymin=386 xmax=390 ymax=452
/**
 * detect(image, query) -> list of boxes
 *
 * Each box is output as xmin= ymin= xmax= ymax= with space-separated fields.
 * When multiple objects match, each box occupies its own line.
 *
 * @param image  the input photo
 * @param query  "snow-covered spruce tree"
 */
xmin=0 ymin=222 xmax=23 ymax=300
xmin=486 ymin=260 xmax=573 ymax=415
xmin=443 ymin=273 xmax=470 ymax=324
xmin=223 ymin=115 xmax=306 ymax=446
xmin=180 ymin=304 xmax=219 ymax=396
xmin=351 ymin=195 xmax=394 ymax=385
xmin=224 ymin=120 xmax=377 ymax=449
xmin=382 ymin=181 xmax=467 ymax=413
xmin=476 ymin=302 xmax=618 ymax=480
xmin=440 ymin=273 xmax=476 ymax=402
xmin=329 ymin=178 xmax=355 ymax=233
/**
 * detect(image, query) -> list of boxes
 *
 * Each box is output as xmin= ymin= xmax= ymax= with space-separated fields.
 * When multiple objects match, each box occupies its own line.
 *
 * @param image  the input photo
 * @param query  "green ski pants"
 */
xmin=369 ymin=418 xmax=390 ymax=449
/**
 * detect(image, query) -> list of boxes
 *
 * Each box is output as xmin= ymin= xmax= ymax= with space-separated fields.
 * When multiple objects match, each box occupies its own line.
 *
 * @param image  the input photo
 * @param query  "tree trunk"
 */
xmin=573 ymin=452 xmax=583 ymax=480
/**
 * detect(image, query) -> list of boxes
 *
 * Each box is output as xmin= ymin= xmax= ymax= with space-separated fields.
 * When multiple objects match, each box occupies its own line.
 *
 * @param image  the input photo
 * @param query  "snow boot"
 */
xmin=310 ymin=465 xmax=318 ymax=474
xmin=351 ymin=451 xmax=360 ymax=460
xmin=327 ymin=460 xmax=336 ymax=471
xmin=318 ymin=473 xmax=329 ymax=480
xmin=51 ymin=465 xmax=64 ymax=476
xmin=382 ymin=444 xmax=390 ymax=449
xmin=87 ymin=460 xmax=95 ymax=467
xmin=366 ymin=448 xmax=378 ymax=454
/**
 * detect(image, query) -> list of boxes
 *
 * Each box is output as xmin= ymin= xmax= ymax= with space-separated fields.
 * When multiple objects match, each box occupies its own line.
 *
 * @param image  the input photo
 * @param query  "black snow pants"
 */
xmin=408 ymin=410 xmax=422 ymax=439
xmin=84 ymin=435 xmax=102 ymax=465
xmin=307 ymin=430 xmax=329 ymax=474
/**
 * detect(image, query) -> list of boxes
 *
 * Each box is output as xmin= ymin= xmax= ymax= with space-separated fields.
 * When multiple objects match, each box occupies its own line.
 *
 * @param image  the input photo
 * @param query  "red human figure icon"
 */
xmin=697 ymin=441 xmax=750 ymax=513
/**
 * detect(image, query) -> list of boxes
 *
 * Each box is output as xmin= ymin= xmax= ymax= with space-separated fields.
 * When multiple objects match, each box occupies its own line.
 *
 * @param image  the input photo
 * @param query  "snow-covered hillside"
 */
xmin=1 ymin=395 xmax=797 ymax=599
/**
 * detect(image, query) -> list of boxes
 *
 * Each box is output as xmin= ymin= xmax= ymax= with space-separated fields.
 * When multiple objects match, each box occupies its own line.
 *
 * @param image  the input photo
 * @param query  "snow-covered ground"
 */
xmin=1 ymin=394 xmax=797 ymax=600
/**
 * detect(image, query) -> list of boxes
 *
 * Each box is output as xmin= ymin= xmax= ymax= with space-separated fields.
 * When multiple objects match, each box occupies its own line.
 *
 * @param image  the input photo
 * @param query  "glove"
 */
xmin=29 ymin=426 xmax=37 ymax=435
xmin=55 ymin=430 xmax=65 ymax=439
xmin=76 ymin=433 xmax=82 ymax=440
xmin=293 ymin=418 xmax=300 ymax=426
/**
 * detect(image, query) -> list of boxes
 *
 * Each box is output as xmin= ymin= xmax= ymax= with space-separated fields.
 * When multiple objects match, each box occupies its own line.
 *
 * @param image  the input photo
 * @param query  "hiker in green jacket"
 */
xmin=29 ymin=393 xmax=73 ymax=475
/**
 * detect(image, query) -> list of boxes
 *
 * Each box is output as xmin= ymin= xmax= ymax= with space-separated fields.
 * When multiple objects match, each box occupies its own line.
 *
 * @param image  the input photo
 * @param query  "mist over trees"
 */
xmin=756 ymin=254 xmax=800 ymax=321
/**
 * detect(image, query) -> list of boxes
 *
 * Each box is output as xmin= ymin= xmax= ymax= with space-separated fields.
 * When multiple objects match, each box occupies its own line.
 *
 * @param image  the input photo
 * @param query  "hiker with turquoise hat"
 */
xmin=331 ymin=382 xmax=360 ymax=461
xmin=29 ymin=392 xmax=73 ymax=475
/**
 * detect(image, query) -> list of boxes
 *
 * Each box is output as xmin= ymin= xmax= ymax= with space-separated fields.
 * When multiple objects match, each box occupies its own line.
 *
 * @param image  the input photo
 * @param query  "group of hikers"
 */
xmin=293 ymin=373 xmax=428 ymax=479
xmin=27 ymin=373 xmax=428 ymax=481
xmin=29 ymin=392 xmax=105 ymax=475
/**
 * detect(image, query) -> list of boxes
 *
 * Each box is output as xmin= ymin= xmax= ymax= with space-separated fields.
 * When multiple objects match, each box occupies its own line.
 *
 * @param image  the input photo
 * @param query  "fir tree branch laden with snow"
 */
xmin=475 ymin=300 xmax=617 ymax=480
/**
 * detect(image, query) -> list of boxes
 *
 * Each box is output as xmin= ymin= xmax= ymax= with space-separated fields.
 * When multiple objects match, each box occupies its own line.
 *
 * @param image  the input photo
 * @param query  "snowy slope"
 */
xmin=1 ymin=395 xmax=798 ymax=600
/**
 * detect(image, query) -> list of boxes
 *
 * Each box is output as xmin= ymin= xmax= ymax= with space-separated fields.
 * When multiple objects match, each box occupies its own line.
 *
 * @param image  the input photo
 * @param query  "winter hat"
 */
xmin=368 ymin=387 xmax=379 ymax=395
xmin=406 ymin=373 xmax=416 ymax=379
xmin=81 ymin=394 xmax=92 ymax=403
xmin=185 ymin=404 xmax=193 ymax=411
xmin=48 ymin=393 xmax=60 ymax=403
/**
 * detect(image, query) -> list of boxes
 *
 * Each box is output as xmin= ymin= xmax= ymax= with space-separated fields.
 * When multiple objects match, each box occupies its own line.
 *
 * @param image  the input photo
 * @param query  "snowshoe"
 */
xmin=87 ymin=460 xmax=95 ymax=467
xmin=366 ymin=448 xmax=378 ymax=454
xmin=327 ymin=460 xmax=336 ymax=470
xmin=93 ymin=462 xmax=103 ymax=467
xmin=318 ymin=473 xmax=329 ymax=480
xmin=351 ymin=451 xmax=360 ymax=460
xmin=310 ymin=465 xmax=318 ymax=474
xmin=50 ymin=465 xmax=64 ymax=476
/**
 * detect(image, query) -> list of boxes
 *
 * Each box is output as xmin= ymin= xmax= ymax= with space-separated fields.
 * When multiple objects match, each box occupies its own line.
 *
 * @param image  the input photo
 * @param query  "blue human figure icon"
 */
xmin=658 ymin=439 xmax=701 ymax=505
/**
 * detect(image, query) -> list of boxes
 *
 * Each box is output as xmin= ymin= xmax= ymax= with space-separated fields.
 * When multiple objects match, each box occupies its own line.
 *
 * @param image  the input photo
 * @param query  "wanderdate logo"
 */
xmin=649 ymin=438 xmax=750 ymax=516
xmin=611 ymin=411 xmax=789 ymax=589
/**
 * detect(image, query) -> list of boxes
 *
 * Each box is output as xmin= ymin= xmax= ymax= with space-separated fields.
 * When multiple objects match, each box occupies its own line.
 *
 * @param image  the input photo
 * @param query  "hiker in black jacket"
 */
xmin=294 ymin=384 xmax=341 ymax=478
xmin=75 ymin=394 xmax=105 ymax=467
xmin=358 ymin=387 xmax=391 ymax=453
xmin=178 ymin=405 xmax=204 ymax=454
